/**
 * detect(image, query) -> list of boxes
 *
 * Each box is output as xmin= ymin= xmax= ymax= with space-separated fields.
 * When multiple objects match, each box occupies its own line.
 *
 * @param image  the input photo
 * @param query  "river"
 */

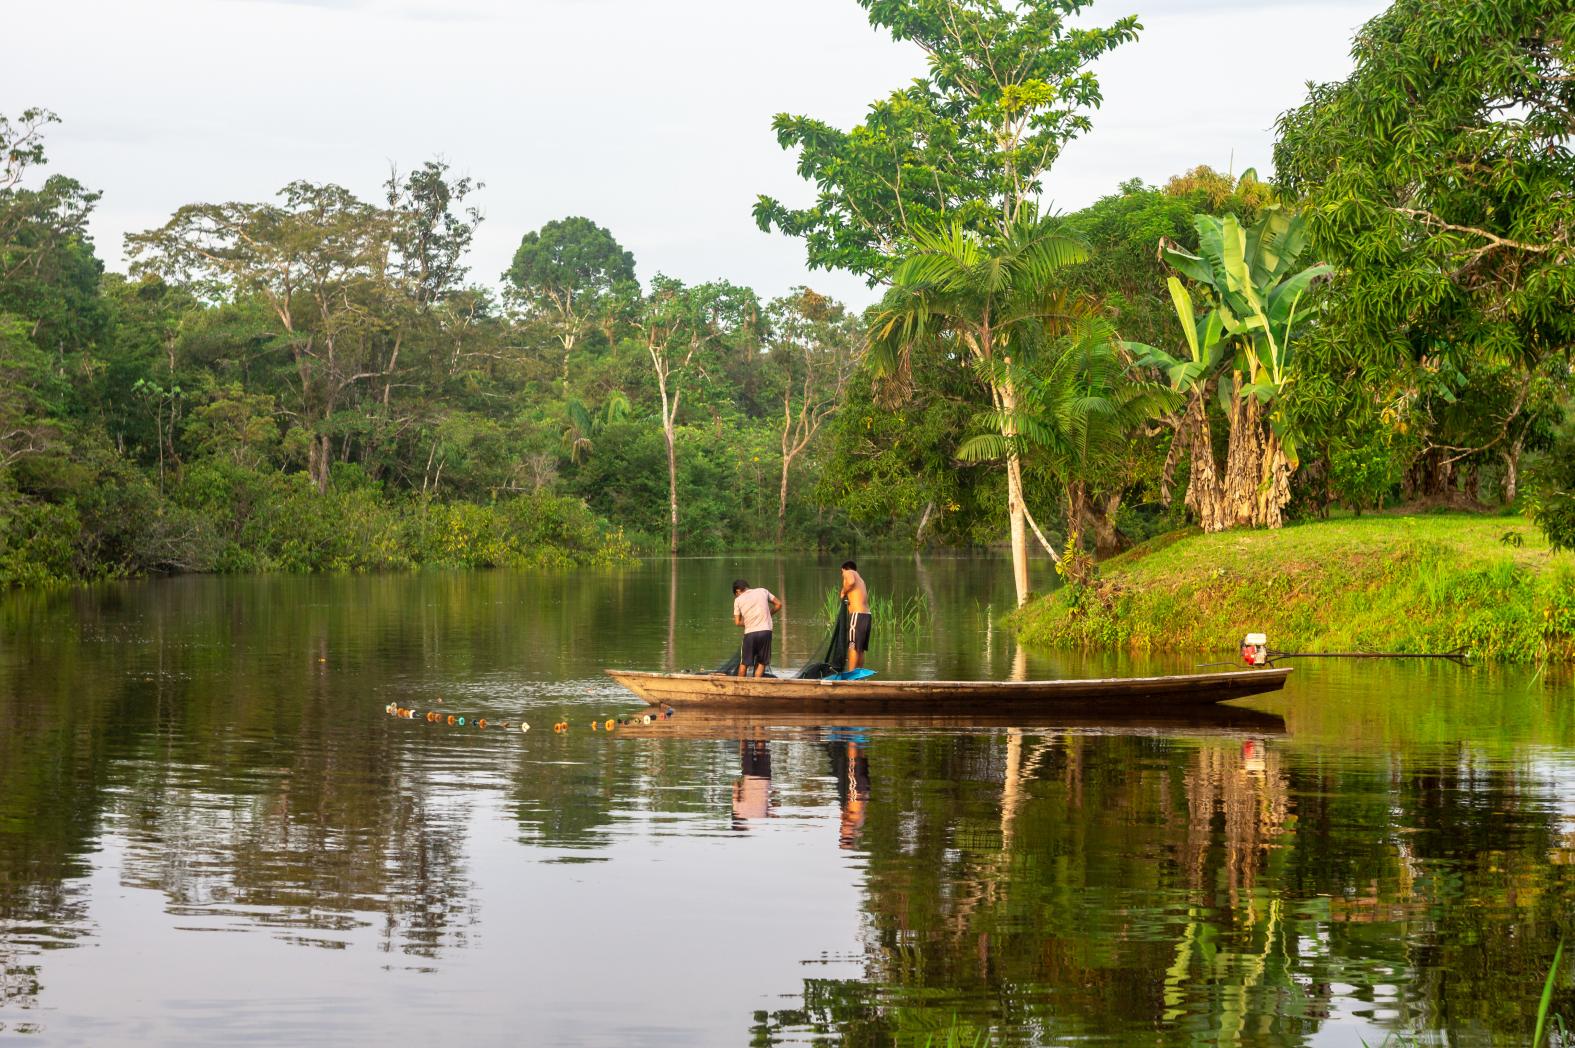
xmin=1 ymin=554 xmax=1572 ymax=1046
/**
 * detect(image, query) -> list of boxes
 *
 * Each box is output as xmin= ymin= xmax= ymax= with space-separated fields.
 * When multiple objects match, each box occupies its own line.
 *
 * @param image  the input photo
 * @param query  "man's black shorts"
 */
xmin=848 ymin=613 xmax=872 ymax=654
xmin=741 ymin=630 xmax=773 ymax=668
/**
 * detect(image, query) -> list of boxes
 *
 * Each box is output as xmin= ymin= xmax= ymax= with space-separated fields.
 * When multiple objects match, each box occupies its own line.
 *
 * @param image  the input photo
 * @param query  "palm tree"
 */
xmin=868 ymin=207 xmax=1089 ymax=606
xmin=959 ymin=318 xmax=1179 ymax=575
xmin=561 ymin=390 xmax=631 ymax=466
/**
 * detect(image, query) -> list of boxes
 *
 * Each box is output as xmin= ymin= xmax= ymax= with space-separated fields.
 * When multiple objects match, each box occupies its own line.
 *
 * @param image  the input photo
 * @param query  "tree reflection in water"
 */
xmin=4 ymin=567 xmax=1575 ymax=1045
xmin=756 ymin=728 xmax=1575 ymax=1046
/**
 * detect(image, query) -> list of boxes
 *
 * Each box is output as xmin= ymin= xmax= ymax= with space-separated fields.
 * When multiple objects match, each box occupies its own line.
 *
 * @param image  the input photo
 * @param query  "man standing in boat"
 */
xmin=732 ymin=579 xmax=782 ymax=678
xmin=840 ymin=560 xmax=871 ymax=671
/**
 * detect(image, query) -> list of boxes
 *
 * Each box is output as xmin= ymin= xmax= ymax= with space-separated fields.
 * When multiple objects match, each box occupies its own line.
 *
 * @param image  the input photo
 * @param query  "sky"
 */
xmin=4 ymin=0 xmax=1389 ymax=309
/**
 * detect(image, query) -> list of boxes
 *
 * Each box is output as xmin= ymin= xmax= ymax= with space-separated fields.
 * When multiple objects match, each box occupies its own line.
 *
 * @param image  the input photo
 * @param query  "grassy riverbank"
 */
xmin=1014 ymin=515 xmax=1575 ymax=663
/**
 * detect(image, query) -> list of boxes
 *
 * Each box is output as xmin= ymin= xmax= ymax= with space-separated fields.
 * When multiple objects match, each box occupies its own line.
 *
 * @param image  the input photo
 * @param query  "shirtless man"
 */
xmin=839 ymin=560 xmax=870 ymax=670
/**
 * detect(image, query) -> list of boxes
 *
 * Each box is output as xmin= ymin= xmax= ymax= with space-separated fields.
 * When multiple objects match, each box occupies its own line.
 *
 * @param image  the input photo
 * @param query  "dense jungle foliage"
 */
xmin=2 ymin=0 xmax=1571 ymax=587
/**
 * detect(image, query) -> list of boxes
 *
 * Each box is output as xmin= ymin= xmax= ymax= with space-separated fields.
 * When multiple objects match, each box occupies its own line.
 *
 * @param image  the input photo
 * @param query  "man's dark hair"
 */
xmin=841 ymin=560 xmax=857 ymax=571
xmin=732 ymin=578 xmax=750 ymax=593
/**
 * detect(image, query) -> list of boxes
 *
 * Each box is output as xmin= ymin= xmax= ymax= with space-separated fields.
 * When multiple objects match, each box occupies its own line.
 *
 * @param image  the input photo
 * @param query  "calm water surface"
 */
xmin=1 ymin=555 xmax=1573 ymax=1046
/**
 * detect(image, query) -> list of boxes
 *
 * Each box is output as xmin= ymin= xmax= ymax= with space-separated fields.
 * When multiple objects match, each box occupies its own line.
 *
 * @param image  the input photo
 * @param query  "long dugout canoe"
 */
xmin=604 ymin=666 xmax=1291 ymax=712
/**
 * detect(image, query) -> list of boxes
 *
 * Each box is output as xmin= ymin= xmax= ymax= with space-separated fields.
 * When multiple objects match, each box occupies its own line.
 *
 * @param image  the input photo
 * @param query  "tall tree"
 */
xmin=767 ymin=289 xmax=861 ymax=543
xmin=637 ymin=277 xmax=704 ymax=556
xmin=636 ymin=278 xmax=759 ymax=554
xmin=127 ymin=168 xmax=483 ymax=494
xmin=755 ymin=0 xmax=1140 ymax=282
xmin=504 ymin=217 xmax=636 ymax=389
xmin=1274 ymin=0 xmax=1574 ymax=501
xmin=0 ymin=107 xmax=105 ymax=476
xmin=128 ymin=182 xmax=391 ymax=492
xmin=0 ymin=107 xmax=107 ymax=361
xmin=869 ymin=208 xmax=1089 ymax=605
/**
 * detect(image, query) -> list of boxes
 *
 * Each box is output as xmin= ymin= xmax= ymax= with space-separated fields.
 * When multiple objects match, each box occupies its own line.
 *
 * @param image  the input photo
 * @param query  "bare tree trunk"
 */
xmin=560 ymin=328 xmax=578 ymax=390
xmin=914 ymin=501 xmax=935 ymax=547
xmin=1000 ymin=374 xmax=1031 ymax=607
xmin=777 ymin=450 xmax=793 ymax=546
xmin=1006 ymin=451 xmax=1030 ymax=607
xmin=1404 ymin=449 xmax=1455 ymax=501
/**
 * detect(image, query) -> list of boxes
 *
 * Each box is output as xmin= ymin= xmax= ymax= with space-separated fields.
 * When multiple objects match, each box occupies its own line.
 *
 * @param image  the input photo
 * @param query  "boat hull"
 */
xmin=604 ymin=667 xmax=1291 ymax=712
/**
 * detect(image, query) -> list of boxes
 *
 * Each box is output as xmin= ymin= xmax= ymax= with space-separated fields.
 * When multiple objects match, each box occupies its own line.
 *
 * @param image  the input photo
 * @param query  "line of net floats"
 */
xmin=384 ymin=702 xmax=675 ymax=735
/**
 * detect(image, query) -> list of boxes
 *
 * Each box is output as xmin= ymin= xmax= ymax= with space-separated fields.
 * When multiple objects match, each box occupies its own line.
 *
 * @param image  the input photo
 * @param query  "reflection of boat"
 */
xmin=604 ymin=667 xmax=1291 ymax=712
xmin=613 ymin=705 xmax=1288 ymax=741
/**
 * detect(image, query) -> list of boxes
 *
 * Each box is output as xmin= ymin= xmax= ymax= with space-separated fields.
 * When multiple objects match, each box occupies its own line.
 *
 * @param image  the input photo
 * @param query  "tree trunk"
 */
xmin=1087 ymin=491 xmax=1123 ymax=557
xmin=1403 ymin=450 xmax=1455 ymax=501
xmin=308 ymin=433 xmax=333 ymax=494
xmin=777 ymin=450 xmax=794 ymax=546
xmin=1261 ymin=432 xmax=1293 ymax=528
xmin=1503 ymin=436 xmax=1524 ymax=503
xmin=1005 ymin=450 xmax=1031 ymax=607
xmin=1185 ymin=397 xmax=1227 ymax=533
xmin=999 ymin=369 xmax=1031 ymax=607
xmin=1220 ymin=381 xmax=1265 ymax=528
xmin=560 ymin=329 xmax=577 ymax=391
xmin=914 ymin=501 xmax=935 ymax=548
xmin=1065 ymin=480 xmax=1088 ymax=549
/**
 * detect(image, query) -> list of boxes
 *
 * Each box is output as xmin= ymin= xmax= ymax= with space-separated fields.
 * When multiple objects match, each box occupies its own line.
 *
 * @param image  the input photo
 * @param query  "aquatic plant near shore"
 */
xmin=817 ymin=591 xmax=933 ymax=639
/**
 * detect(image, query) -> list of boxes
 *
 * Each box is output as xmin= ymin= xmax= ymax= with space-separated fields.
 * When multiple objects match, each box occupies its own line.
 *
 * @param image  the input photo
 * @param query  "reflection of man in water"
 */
xmin=731 ymin=740 xmax=773 ymax=828
xmin=826 ymin=738 xmax=870 ymax=849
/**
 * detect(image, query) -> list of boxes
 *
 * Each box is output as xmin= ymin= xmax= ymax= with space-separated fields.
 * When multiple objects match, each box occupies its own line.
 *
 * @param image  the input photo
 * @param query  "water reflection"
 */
xmin=828 ymin=739 xmax=871 ymax=850
xmin=733 ymin=740 xmax=774 ymax=828
xmin=1 ymin=561 xmax=1573 ymax=1045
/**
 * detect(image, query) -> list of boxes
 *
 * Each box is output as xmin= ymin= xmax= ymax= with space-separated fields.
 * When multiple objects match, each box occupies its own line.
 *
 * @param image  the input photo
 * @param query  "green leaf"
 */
xmin=1534 ymin=940 xmax=1563 ymax=1048
xmin=1167 ymin=277 xmax=1199 ymax=358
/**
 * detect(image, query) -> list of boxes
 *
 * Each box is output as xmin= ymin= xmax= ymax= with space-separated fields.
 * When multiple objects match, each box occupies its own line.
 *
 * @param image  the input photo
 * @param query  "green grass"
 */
xmin=819 ymin=590 xmax=934 ymax=639
xmin=1014 ymin=514 xmax=1575 ymax=664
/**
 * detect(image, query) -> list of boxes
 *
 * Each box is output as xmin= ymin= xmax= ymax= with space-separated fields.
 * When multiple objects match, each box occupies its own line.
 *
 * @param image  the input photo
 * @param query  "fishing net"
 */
xmin=710 ymin=596 xmax=850 ymax=679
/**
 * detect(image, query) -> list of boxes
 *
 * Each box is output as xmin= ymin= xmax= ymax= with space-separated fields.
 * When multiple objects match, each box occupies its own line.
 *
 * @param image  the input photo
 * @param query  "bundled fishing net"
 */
xmin=710 ymin=597 xmax=850 ymax=679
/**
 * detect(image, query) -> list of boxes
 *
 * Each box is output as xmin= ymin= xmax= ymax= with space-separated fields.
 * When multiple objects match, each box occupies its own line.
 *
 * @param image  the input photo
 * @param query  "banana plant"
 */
xmin=1154 ymin=209 xmax=1331 ymax=465
xmin=1130 ymin=208 xmax=1331 ymax=530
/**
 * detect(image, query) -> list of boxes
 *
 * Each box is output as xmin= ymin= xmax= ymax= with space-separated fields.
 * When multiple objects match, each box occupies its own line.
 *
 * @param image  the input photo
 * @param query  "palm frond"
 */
xmin=957 ymin=433 xmax=1010 ymax=463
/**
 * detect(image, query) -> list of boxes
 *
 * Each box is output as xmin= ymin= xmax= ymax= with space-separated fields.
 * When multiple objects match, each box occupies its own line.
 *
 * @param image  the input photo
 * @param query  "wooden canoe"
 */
xmin=604 ymin=666 xmax=1291 ymax=712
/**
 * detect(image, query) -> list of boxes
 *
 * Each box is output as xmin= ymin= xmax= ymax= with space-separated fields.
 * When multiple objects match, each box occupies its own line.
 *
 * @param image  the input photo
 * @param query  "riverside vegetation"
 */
xmin=1015 ymin=515 xmax=1575 ymax=664
xmin=2 ymin=0 xmax=1571 ymax=605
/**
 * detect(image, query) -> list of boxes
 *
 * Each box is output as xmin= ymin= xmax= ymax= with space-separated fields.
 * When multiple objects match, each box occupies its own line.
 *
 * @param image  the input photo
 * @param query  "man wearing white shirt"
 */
xmin=731 ymin=578 xmax=782 ymax=678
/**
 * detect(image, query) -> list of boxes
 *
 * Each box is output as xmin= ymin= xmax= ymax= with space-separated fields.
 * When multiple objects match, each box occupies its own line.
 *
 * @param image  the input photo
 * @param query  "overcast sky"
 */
xmin=5 ymin=0 xmax=1387 ymax=308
